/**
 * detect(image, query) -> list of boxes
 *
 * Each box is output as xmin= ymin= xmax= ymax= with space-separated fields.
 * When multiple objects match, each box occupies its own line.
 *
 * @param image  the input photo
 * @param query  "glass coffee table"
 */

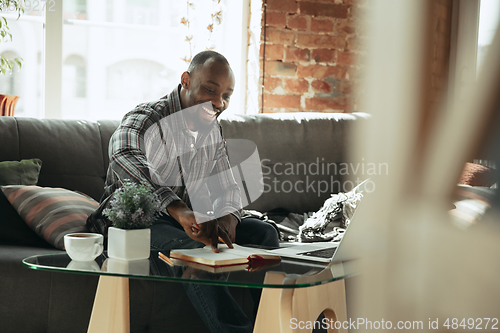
xmin=23 ymin=250 xmax=354 ymax=333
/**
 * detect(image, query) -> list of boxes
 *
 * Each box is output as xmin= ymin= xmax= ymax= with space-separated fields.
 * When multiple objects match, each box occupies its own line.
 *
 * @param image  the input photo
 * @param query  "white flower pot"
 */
xmin=107 ymin=227 xmax=150 ymax=261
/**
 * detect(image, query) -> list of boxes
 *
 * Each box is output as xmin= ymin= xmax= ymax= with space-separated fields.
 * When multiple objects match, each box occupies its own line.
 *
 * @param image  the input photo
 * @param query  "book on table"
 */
xmin=171 ymin=258 xmax=281 ymax=273
xmin=169 ymin=244 xmax=281 ymax=271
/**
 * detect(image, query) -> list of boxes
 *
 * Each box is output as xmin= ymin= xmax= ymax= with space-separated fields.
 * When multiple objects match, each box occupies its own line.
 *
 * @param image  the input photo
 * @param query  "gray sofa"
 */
xmin=0 ymin=112 xmax=367 ymax=333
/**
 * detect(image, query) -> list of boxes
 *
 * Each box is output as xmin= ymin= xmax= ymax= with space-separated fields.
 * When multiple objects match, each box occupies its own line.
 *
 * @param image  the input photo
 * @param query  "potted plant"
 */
xmin=103 ymin=180 xmax=161 ymax=261
xmin=1 ymin=1 xmax=24 ymax=116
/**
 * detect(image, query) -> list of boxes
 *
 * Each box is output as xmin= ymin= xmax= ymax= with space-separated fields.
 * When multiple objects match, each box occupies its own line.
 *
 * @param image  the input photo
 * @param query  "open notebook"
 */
xmin=169 ymin=244 xmax=281 ymax=269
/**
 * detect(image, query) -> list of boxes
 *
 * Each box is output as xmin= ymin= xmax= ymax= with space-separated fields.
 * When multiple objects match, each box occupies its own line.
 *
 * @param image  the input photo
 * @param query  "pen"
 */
xmin=158 ymin=252 xmax=174 ymax=266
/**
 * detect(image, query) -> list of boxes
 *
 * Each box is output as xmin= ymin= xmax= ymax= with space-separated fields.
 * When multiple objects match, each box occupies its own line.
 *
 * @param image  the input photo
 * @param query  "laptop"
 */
xmin=265 ymin=179 xmax=370 ymax=264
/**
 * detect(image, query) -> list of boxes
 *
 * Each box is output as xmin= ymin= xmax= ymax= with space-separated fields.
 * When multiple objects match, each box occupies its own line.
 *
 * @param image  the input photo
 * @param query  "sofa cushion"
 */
xmin=459 ymin=162 xmax=496 ymax=187
xmin=0 ymin=158 xmax=51 ymax=247
xmin=0 ymin=190 xmax=52 ymax=247
xmin=1 ymin=186 xmax=99 ymax=250
xmin=0 ymin=159 xmax=42 ymax=186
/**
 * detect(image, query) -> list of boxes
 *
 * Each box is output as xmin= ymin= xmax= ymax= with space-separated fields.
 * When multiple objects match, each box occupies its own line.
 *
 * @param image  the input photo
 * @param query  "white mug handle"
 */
xmin=93 ymin=243 xmax=104 ymax=258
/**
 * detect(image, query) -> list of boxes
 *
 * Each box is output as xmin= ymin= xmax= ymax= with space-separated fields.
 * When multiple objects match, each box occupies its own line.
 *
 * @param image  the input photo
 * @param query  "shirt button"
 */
xmin=190 ymin=144 xmax=194 ymax=148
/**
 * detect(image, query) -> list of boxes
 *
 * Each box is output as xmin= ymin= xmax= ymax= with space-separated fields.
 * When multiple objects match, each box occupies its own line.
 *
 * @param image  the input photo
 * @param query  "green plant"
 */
xmin=0 ymin=0 xmax=24 ymax=75
xmin=103 ymin=181 xmax=161 ymax=230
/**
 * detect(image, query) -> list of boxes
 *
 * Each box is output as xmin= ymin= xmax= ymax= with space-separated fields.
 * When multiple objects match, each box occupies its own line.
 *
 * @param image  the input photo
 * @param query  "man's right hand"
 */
xmin=166 ymin=200 xmax=233 ymax=252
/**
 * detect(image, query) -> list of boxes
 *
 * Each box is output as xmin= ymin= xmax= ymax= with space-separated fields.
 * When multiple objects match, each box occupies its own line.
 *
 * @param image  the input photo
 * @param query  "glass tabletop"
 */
xmin=23 ymin=250 xmax=355 ymax=289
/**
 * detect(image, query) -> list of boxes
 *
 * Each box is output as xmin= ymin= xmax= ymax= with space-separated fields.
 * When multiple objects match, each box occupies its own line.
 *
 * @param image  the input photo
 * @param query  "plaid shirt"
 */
xmin=100 ymin=85 xmax=242 ymax=222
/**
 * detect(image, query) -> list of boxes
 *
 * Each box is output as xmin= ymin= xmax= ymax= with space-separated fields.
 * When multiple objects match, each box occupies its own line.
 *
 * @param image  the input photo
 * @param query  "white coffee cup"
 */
xmin=64 ymin=233 xmax=104 ymax=261
xmin=67 ymin=260 xmax=101 ymax=272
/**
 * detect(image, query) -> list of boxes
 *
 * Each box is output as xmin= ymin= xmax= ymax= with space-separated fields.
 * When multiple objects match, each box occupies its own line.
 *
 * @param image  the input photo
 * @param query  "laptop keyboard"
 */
xmin=299 ymin=247 xmax=337 ymax=258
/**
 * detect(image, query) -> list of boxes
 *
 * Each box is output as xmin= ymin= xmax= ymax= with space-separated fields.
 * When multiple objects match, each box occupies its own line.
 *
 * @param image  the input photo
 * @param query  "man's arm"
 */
xmin=107 ymin=109 xmax=182 ymax=213
xmin=205 ymin=132 xmax=242 ymax=240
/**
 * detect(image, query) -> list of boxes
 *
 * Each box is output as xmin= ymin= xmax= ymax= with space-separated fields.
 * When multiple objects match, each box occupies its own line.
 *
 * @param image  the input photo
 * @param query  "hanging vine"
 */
xmin=180 ymin=0 xmax=223 ymax=63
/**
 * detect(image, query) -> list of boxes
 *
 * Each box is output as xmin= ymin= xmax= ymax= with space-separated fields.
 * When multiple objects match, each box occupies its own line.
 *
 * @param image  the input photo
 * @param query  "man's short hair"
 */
xmin=187 ymin=50 xmax=230 ymax=74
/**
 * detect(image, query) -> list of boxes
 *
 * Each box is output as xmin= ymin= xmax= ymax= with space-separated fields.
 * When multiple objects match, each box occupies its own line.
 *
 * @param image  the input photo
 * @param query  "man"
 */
xmin=89 ymin=51 xmax=279 ymax=332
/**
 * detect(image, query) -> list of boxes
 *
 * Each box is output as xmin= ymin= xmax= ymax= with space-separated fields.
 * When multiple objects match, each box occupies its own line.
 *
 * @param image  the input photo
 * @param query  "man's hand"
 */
xmin=217 ymin=214 xmax=238 ymax=243
xmin=166 ymin=201 xmax=233 ymax=252
xmin=192 ymin=216 xmax=234 ymax=252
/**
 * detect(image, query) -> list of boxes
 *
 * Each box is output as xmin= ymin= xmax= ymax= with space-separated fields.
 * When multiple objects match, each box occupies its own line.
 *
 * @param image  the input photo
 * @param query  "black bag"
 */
xmin=86 ymin=193 xmax=114 ymax=242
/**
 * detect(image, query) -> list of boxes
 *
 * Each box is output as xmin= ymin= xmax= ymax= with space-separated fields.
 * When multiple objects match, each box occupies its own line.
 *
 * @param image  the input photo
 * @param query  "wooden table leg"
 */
xmin=87 ymin=276 xmax=130 ymax=333
xmin=254 ymin=272 xmax=347 ymax=333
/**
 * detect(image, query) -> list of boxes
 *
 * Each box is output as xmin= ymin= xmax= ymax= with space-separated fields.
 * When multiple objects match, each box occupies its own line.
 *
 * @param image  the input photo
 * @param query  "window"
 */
xmin=125 ymin=0 xmax=159 ymax=25
xmin=477 ymin=0 xmax=500 ymax=71
xmin=61 ymin=54 xmax=87 ymax=119
xmin=107 ymin=60 xmax=171 ymax=100
xmin=0 ymin=51 xmax=21 ymax=96
xmin=0 ymin=13 xmax=44 ymax=118
xmin=1 ymin=0 xmax=249 ymax=120
xmin=63 ymin=54 xmax=86 ymax=98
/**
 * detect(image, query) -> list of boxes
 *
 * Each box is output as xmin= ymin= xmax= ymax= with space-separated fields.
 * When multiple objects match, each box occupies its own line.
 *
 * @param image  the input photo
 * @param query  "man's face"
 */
xmin=182 ymin=59 xmax=235 ymax=129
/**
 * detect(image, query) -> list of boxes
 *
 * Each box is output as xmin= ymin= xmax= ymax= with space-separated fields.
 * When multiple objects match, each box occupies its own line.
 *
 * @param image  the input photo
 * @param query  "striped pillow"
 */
xmin=1 ymin=185 xmax=99 ymax=250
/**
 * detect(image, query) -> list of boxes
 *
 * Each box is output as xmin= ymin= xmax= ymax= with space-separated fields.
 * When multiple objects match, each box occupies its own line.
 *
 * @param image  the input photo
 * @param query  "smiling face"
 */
xmin=179 ymin=58 xmax=235 ymax=131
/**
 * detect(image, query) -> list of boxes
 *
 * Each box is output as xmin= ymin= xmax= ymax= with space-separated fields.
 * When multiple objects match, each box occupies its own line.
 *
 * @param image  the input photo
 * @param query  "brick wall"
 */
xmin=258 ymin=0 xmax=453 ymax=114
xmin=259 ymin=0 xmax=360 ymax=113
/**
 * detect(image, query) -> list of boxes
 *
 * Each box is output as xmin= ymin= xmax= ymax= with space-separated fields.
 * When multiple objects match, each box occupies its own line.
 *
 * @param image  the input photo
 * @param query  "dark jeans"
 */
xmin=149 ymin=214 xmax=279 ymax=333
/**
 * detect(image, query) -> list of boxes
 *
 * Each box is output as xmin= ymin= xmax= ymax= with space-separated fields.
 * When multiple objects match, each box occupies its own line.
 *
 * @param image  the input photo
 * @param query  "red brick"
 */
xmin=298 ymin=2 xmax=348 ymax=18
xmin=337 ymin=51 xmax=356 ymax=65
xmin=264 ymin=93 xmax=302 ymax=108
xmin=311 ymin=80 xmax=332 ymax=93
xmin=346 ymin=66 xmax=362 ymax=80
xmin=304 ymin=96 xmax=347 ymax=111
xmin=335 ymin=21 xmax=356 ymax=35
xmin=263 ymin=107 xmax=284 ymax=113
xmin=323 ymin=109 xmax=345 ymax=113
xmin=263 ymin=107 xmax=301 ymax=113
xmin=267 ymin=0 xmax=298 ymax=13
xmin=285 ymin=47 xmax=310 ymax=62
xmin=296 ymin=34 xmax=345 ymax=49
xmin=346 ymin=37 xmax=361 ymax=51
xmin=265 ymin=28 xmax=295 ymax=45
xmin=262 ymin=44 xmax=285 ymax=60
xmin=336 ymin=80 xmax=353 ymax=94
xmin=297 ymin=64 xmax=347 ymax=79
xmin=287 ymin=15 xmax=308 ymax=31
xmin=311 ymin=18 xmax=334 ymax=33
xmin=264 ymin=76 xmax=283 ymax=92
xmin=265 ymin=60 xmax=297 ymax=76
xmin=311 ymin=49 xmax=336 ymax=63
xmin=266 ymin=12 xmax=287 ymax=28
xmin=284 ymin=78 xmax=309 ymax=94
